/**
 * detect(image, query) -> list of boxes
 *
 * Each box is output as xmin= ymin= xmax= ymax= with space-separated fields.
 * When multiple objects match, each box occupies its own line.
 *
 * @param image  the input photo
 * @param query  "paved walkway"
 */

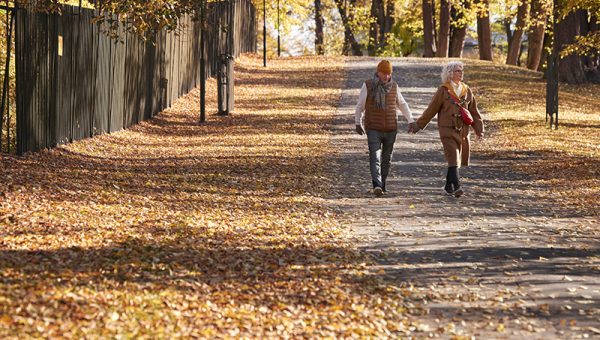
xmin=329 ymin=58 xmax=600 ymax=338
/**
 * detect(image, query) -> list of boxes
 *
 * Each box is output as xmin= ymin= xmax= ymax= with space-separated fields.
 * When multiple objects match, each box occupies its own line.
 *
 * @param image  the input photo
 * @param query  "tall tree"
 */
xmin=506 ymin=0 xmax=530 ymax=65
xmin=526 ymin=0 xmax=547 ymax=70
xmin=476 ymin=0 xmax=493 ymax=60
xmin=437 ymin=0 xmax=450 ymax=57
xmin=333 ymin=0 xmax=363 ymax=55
xmin=368 ymin=0 xmax=385 ymax=54
xmin=383 ymin=0 xmax=396 ymax=48
xmin=578 ymin=11 xmax=600 ymax=83
xmin=423 ymin=0 xmax=437 ymax=57
xmin=557 ymin=9 xmax=600 ymax=83
xmin=315 ymin=0 xmax=325 ymax=55
xmin=449 ymin=1 xmax=469 ymax=57
xmin=368 ymin=0 xmax=396 ymax=55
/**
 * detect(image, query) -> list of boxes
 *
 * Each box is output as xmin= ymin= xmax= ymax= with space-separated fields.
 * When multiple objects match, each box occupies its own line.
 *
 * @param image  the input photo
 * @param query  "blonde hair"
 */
xmin=441 ymin=61 xmax=464 ymax=83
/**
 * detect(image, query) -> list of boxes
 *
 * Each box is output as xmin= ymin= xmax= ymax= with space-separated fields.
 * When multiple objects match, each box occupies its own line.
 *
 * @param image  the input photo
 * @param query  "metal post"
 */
xmin=263 ymin=0 xmax=266 ymax=67
xmin=277 ymin=0 xmax=280 ymax=57
xmin=200 ymin=0 xmax=206 ymax=122
xmin=546 ymin=0 xmax=559 ymax=130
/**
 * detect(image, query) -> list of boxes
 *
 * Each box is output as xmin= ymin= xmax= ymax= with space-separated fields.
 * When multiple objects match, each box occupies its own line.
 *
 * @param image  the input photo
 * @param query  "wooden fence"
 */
xmin=14 ymin=0 xmax=256 ymax=154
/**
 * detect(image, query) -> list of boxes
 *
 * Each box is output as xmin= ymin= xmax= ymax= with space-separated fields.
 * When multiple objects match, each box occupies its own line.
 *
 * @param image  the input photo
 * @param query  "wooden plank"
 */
xmin=12 ymin=0 xmax=258 ymax=153
xmin=73 ymin=8 xmax=94 ymax=141
xmin=142 ymin=37 xmax=156 ymax=120
xmin=48 ymin=12 xmax=58 ymax=147
xmin=15 ymin=9 xmax=26 ymax=154
xmin=110 ymin=17 xmax=125 ymax=132
xmin=93 ymin=10 xmax=111 ymax=135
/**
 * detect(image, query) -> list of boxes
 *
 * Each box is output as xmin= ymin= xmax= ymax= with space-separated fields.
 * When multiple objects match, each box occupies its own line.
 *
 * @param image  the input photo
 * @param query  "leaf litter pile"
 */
xmin=0 ymin=55 xmax=432 ymax=337
xmin=468 ymin=62 xmax=600 ymax=216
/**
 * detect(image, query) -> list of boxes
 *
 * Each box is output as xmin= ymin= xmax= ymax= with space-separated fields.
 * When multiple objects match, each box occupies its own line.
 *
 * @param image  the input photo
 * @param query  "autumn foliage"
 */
xmin=0 ymin=55 xmax=429 ymax=337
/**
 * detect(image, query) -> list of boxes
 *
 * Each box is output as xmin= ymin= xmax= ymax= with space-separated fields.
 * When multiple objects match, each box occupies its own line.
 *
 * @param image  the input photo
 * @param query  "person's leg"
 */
xmin=445 ymin=167 xmax=455 ymax=194
xmin=380 ymin=130 xmax=397 ymax=192
xmin=441 ymin=132 xmax=461 ymax=196
xmin=454 ymin=166 xmax=461 ymax=189
xmin=449 ymin=166 xmax=463 ymax=197
xmin=366 ymin=130 xmax=384 ymax=191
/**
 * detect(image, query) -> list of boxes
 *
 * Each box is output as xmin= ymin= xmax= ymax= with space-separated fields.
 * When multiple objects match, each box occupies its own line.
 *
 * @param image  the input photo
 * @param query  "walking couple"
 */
xmin=355 ymin=60 xmax=485 ymax=198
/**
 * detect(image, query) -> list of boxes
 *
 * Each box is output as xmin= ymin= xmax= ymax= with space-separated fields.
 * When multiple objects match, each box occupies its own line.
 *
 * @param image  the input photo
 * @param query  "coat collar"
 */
xmin=442 ymin=82 xmax=469 ymax=99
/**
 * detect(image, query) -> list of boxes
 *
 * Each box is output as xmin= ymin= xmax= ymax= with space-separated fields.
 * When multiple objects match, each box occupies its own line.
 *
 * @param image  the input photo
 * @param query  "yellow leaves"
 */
xmin=470 ymin=62 xmax=600 ymax=216
xmin=0 ymin=55 xmax=428 ymax=338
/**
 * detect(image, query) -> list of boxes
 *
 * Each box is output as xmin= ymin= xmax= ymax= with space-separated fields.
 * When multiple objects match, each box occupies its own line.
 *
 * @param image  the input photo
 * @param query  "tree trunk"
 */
xmin=315 ymin=0 xmax=324 ymax=55
xmin=423 ymin=0 xmax=436 ymax=57
xmin=449 ymin=26 xmax=467 ymax=57
xmin=517 ymin=40 xmax=526 ymax=66
xmin=506 ymin=0 xmax=529 ymax=65
xmin=526 ymin=0 xmax=546 ymax=70
xmin=556 ymin=10 xmax=586 ymax=83
xmin=476 ymin=0 xmax=493 ymax=60
xmin=504 ymin=19 xmax=513 ymax=55
xmin=578 ymin=12 xmax=600 ymax=83
xmin=588 ymin=16 xmax=600 ymax=83
xmin=437 ymin=0 xmax=450 ymax=57
xmin=334 ymin=0 xmax=363 ymax=56
xmin=381 ymin=0 xmax=395 ymax=50
xmin=449 ymin=2 xmax=468 ymax=58
xmin=369 ymin=0 xmax=385 ymax=55
xmin=538 ymin=28 xmax=550 ymax=72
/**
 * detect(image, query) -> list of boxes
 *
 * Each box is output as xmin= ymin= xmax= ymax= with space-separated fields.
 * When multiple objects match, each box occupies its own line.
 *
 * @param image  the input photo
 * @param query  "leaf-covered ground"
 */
xmin=1 ymin=55 xmax=598 ymax=338
xmin=467 ymin=63 xmax=600 ymax=216
xmin=0 ymin=55 xmax=433 ymax=338
xmin=332 ymin=57 xmax=599 ymax=339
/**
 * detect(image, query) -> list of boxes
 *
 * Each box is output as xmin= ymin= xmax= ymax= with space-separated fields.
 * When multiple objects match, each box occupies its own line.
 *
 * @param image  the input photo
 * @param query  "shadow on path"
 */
xmin=328 ymin=57 xmax=600 ymax=337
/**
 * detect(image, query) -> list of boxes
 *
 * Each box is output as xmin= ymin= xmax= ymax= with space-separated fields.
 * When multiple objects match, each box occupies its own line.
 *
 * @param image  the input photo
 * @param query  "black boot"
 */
xmin=445 ymin=167 xmax=456 ymax=194
xmin=452 ymin=166 xmax=463 ymax=197
xmin=446 ymin=166 xmax=463 ymax=197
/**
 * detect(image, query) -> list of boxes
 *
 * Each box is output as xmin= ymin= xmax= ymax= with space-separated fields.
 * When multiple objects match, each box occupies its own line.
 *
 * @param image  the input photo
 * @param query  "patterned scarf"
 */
xmin=371 ymin=73 xmax=393 ymax=109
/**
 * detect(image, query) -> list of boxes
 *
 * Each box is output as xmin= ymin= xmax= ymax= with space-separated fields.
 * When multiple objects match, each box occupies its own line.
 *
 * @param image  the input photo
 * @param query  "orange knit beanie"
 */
xmin=377 ymin=60 xmax=392 ymax=75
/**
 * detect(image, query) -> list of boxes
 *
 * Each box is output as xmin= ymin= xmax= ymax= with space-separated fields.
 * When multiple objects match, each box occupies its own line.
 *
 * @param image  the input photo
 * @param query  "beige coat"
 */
xmin=415 ymin=83 xmax=484 ymax=167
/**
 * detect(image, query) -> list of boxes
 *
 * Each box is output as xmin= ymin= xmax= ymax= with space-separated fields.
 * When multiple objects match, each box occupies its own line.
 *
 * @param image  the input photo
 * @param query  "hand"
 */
xmin=355 ymin=124 xmax=365 ymax=135
xmin=476 ymin=131 xmax=484 ymax=139
xmin=408 ymin=122 xmax=420 ymax=134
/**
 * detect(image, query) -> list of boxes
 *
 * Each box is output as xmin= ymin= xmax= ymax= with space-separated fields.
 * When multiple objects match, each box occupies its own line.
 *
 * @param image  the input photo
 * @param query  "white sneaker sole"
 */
xmin=453 ymin=188 xmax=464 ymax=197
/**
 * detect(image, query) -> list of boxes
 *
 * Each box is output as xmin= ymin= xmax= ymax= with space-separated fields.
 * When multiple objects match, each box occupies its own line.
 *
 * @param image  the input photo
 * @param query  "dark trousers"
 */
xmin=366 ymin=129 xmax=397 ymax=190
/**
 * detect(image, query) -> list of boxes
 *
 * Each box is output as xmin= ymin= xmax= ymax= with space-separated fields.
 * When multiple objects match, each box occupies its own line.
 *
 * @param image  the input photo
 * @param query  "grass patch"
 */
xmin=466 ymin=60 xmax=599 ymax=215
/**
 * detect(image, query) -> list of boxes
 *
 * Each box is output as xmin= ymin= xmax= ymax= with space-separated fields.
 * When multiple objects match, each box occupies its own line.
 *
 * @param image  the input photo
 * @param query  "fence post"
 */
xmin=0 ymin=9 xmax=14 ymax=152
xmin=200 ymin=0 xmax=206 ymax=123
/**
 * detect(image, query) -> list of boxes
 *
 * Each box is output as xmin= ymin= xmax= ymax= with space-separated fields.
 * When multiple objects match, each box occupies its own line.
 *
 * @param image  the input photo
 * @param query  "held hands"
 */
xmin=355 ymin=124 xmax=365 ymax=135
xmin=407 ymin=122 xmax=421 ymax=134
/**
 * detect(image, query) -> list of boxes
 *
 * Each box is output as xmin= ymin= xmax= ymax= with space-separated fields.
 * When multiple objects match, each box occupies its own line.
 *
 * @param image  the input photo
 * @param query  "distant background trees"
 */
xmin=257 ymin=0 xmax=598 ymax=84
xmin=3 ymin=0 xmax=599 ymax=80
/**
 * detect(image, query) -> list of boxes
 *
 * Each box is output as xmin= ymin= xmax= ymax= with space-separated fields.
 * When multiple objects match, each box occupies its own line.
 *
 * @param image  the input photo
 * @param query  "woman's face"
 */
xmin=451 ymin=67 xmax=464 ymax=83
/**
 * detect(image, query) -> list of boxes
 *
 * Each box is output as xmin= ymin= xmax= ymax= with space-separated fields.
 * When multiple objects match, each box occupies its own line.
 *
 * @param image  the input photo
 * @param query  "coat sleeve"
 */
xmin=468 ymin=91 xmax=484 ymax=135
xmin=416 ymin=87 xmax=444 ymax=130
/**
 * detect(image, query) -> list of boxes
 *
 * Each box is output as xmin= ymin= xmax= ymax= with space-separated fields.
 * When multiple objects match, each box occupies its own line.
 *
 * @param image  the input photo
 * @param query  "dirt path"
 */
xmin=329 ymin=57 xmax=600 ymax=339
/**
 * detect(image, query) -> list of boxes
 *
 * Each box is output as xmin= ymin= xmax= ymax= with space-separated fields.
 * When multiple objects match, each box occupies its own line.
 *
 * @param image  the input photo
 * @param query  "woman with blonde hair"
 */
xmin=408 ymin=61 xmax=484 ymax=197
